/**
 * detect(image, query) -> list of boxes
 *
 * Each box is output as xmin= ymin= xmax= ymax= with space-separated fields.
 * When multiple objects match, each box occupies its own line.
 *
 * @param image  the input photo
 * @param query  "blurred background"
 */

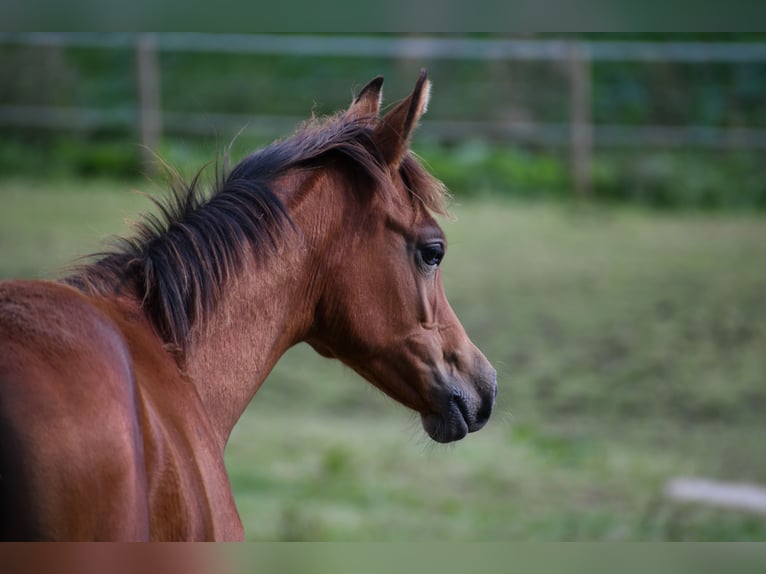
xmin=1 ymin=33 xmax=765 ymax=540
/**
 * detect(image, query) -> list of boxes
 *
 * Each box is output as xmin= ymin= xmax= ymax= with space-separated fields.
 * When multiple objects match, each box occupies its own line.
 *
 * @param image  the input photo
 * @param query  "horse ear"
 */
xmin=373 ymin=69 xmax=431 ymax=168
xmin=346 ymin=76 xmax=384 ymax=123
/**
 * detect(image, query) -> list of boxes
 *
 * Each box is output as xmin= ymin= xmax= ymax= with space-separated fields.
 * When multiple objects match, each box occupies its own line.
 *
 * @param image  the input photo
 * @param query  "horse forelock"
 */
xmin=66 ymin=110 xmax=448 ymax=358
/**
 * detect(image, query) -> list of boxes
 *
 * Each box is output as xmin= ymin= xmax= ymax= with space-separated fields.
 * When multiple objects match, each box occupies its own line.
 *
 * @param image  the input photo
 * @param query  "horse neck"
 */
xmin=184 ymin=169 xmax=341 ymax=449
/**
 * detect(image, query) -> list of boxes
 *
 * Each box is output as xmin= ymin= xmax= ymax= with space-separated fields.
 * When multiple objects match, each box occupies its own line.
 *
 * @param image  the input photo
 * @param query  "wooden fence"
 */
xmin=3 ymin=33 xmax=766 ymax=195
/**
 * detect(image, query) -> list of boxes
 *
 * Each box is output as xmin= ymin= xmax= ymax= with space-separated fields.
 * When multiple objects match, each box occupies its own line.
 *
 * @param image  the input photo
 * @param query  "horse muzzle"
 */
xmin=421 ymin=365 xmax=497 ymax=443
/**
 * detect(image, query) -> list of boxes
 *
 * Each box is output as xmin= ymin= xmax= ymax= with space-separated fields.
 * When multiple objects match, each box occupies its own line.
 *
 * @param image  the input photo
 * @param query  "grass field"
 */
xmin=2 ymin=177 xmax=766 ymax=540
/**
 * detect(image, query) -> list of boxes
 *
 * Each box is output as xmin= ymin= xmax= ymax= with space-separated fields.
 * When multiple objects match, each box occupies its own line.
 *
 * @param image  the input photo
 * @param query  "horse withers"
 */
xmin=0 ymin=72 xmax=497 ymax=540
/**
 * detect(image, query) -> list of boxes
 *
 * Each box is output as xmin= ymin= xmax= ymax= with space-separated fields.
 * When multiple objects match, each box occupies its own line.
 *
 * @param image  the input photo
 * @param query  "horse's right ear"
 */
xmin=373 ymin=70 xmax=430 ymax=168
xmin=345 ymin=76 xmax=384 ymax=123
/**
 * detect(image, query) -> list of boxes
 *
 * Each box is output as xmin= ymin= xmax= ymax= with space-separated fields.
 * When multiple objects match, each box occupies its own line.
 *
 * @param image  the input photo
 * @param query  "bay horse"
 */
xmin=0 ymin=72 xmax=497 ymax=541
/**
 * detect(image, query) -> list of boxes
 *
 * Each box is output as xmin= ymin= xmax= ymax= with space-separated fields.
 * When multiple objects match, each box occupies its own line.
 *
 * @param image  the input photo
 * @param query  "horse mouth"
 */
xmin=420 ymin=393 xmax=471 ymax=443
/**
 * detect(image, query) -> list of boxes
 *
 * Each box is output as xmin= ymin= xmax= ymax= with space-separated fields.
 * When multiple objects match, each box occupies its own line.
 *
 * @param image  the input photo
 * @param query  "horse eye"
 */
xmin=419 ymin=243 xmax=445 ymax=268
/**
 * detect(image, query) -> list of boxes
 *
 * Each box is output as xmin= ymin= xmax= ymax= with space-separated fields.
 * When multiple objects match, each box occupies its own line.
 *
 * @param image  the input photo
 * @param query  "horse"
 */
xmin=0 ymin=71 xmax=497 ymax=541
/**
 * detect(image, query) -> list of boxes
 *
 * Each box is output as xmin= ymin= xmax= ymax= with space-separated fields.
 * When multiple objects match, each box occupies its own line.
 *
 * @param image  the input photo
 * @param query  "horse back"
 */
xmin=0 ymin=280 xmax=150 ymax=540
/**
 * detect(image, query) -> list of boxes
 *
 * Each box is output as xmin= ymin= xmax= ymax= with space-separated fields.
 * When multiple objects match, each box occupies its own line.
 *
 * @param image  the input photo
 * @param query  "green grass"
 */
xmin=2 ymin=177 xmax=766 ymax=540
xmin=0 ymin=178 xmax=150 ymax=279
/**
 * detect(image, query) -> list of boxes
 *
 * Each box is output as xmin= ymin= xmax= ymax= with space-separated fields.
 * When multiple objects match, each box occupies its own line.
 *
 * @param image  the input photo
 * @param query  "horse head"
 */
xmin=305 ymin=72 xmax=497 ymax=443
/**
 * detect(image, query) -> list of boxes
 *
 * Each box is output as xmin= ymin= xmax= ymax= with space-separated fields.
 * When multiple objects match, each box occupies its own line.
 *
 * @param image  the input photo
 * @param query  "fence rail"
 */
xmin=3 ymin=33 xmax=766 ymax=191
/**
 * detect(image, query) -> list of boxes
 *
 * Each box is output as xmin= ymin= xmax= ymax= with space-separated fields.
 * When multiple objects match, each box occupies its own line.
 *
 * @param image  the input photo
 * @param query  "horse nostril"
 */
xmin=449 ymin=391 xmax=470 ymax=422
xmin=475 ymin=382 xmax=496 ymax=429
xmin=475 ymin=401 xmax=492 ymax=427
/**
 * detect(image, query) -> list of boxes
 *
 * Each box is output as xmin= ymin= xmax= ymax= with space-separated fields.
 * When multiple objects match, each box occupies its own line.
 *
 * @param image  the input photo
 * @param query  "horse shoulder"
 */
xmin=0 ymin=280 xmax=150 ymax=540
xmin=91 ymin=294 xmax=244 ymax=541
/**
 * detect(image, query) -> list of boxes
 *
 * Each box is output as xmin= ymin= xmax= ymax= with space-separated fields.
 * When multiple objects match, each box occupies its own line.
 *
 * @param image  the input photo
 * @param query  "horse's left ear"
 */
xmin=346 ymin=75 xmax=384 ymax=123
xmin=373 ymin=69 xmax=431 ymax=168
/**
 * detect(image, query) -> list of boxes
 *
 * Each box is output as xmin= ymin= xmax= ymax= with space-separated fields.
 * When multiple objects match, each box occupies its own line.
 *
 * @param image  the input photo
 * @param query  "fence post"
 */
xmin=136 ymin=33 xmax=162 ymax=174
xmin=568 ymin=41 xmax=592 ymax=198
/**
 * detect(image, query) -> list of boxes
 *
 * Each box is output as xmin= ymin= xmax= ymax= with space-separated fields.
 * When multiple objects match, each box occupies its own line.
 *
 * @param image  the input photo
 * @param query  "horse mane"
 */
xmin=66 ymin=112 xmax=448 ymax=356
